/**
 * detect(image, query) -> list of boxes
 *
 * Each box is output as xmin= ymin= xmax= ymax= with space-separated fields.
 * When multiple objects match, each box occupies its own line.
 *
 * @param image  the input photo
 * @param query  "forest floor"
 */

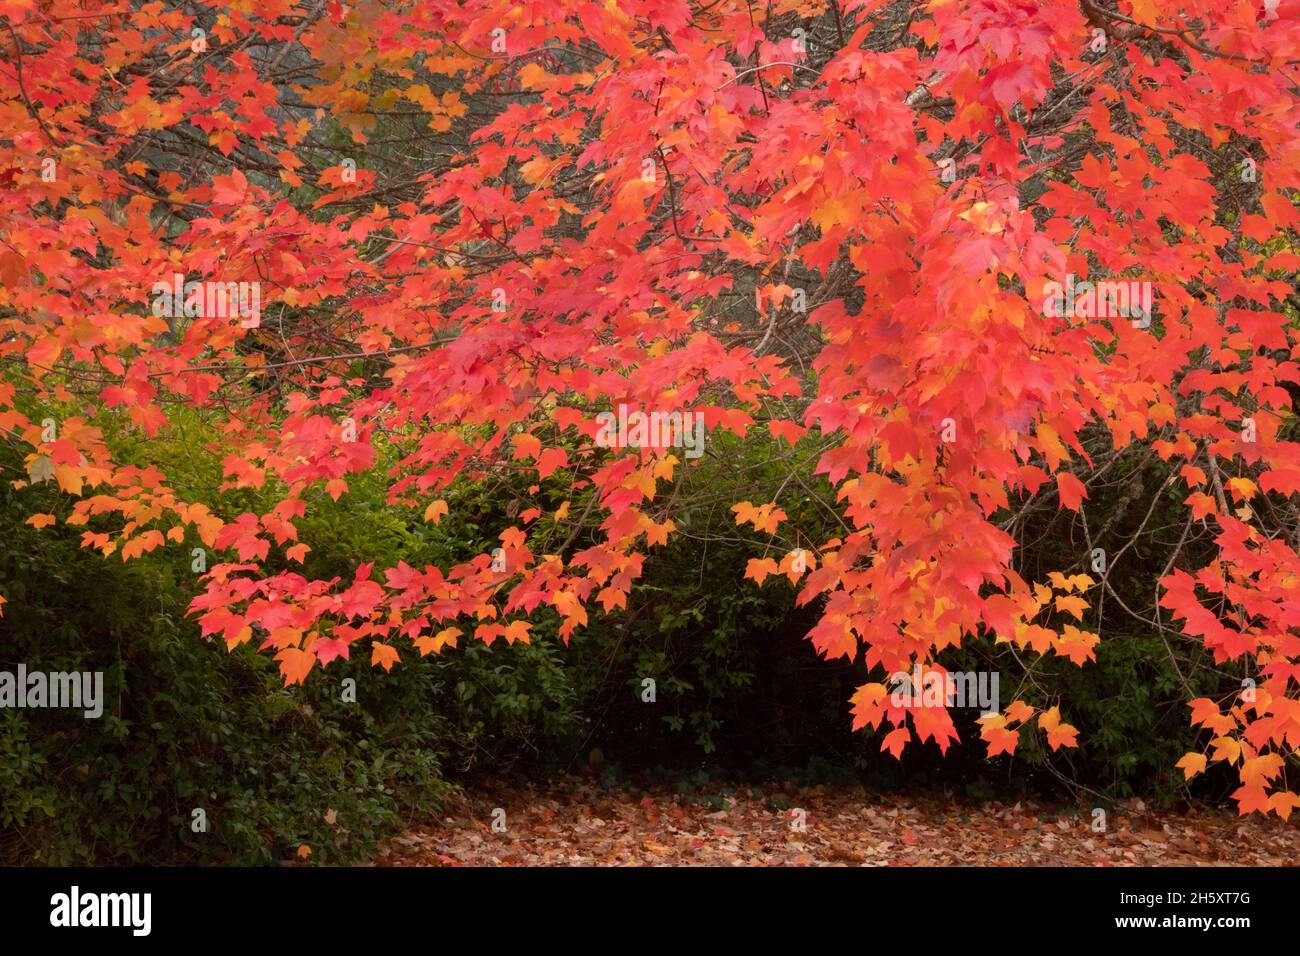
xmin=372 ymin=775 xmax=1298 ymax=866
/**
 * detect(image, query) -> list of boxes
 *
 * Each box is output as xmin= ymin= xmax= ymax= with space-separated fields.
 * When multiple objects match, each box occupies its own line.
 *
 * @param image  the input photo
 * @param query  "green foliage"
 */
xmin=0 ymin=466 xmax=447 ymax=864
xmin=972 ymin=443 xmax=1240 ymax=807
xmin=0 ymin=415 xmax=580 ymax=864
xmin=562 ymin=433 xmax=875 ymax=770
xmin=0 ymin=407 xmax=1245 ymax=865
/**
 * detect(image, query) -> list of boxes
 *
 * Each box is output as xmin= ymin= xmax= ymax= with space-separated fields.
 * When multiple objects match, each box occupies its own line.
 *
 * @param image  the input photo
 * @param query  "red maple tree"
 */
xmin=1 ymin=0 xmax=1299 ymax=816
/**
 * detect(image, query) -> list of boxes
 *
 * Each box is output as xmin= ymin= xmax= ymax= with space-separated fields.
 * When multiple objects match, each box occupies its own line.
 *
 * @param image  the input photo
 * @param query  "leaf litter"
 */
xmin=369 ymin=776 xmax=1297 ymax=867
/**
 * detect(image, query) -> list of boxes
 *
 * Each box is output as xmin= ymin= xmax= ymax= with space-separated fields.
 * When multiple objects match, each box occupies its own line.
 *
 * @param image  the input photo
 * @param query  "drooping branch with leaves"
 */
xmin=1 ymin=0 xmax=1299 ymax=816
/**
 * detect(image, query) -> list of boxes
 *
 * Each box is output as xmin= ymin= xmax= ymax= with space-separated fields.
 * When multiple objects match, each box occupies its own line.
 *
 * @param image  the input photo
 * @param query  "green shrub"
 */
xmin=0 ymin=415 xmax=581 ymax=864
xmin=0 ymin=402 xmax=1246 ymax=866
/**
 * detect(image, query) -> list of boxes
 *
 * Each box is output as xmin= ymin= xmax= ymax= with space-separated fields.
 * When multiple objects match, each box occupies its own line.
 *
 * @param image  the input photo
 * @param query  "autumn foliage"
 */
xmin=1 ymin=0 xmax=1299 ymax=817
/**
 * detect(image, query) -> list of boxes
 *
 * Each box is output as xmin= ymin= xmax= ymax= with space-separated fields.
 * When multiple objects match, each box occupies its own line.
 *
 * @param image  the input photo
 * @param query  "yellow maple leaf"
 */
xmin=1225 ymin=476 xmax=1257 ymax=501
xmin=371 ymin=643 xmax=400 ymax=672
xmin=1176 ymin=752 xmax=1207 ymax=780
xmin=54 ymin=464 xmax=83 ymax=496
xmin=276 ymin=646 xmax=315 ymax=685
xmin=745 ymin=557 xmax=779 ymax=585
xmin=1054 ymin=594 xmax=1088 ymax=619
xmin=1005 ymin=699 xmax=1035 ymax=724
xmin=1210 ymin=735 xmax=1241 ymax=765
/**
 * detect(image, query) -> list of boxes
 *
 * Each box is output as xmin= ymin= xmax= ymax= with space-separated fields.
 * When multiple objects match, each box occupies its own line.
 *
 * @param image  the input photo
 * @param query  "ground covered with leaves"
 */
xmin=372 ymin=777 xmax=1298 ymax=867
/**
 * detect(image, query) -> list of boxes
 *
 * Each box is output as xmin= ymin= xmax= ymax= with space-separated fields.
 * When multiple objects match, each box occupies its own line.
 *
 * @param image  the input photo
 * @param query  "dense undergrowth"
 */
xmin=0 ymin=405 xmax=1245 ymax=864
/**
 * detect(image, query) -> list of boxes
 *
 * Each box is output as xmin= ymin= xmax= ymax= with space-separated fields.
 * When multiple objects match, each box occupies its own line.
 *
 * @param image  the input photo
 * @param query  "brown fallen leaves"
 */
xmin=370 ymin=776 xmax=1298 ymax=867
